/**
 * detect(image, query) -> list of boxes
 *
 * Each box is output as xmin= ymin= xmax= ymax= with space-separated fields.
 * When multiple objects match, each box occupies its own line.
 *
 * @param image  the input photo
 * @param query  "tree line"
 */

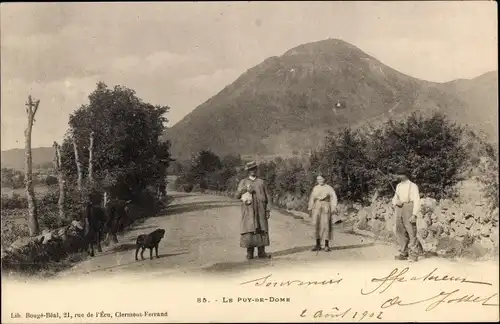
xmin=1 ymin=168 xmax=58 ymax=189
xmin=174 ymin=112 xmax=499 ymax=211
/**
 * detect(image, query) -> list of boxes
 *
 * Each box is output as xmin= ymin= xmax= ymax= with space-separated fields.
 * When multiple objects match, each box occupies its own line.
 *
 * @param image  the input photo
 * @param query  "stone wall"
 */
xmin=1 ymin=220 xmax=87 ymax=273
xmin=354 ymin=197 xmax=499 ymax=255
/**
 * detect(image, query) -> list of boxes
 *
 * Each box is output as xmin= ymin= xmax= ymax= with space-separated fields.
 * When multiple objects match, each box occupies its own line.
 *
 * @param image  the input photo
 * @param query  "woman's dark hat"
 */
xmin=244 ymin=161 xmax=258 ymax=171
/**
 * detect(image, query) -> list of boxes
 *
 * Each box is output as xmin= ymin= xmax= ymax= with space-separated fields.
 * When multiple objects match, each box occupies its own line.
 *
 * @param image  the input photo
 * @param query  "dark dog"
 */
xmin=135 ymin=229 xmax=166 ymax=260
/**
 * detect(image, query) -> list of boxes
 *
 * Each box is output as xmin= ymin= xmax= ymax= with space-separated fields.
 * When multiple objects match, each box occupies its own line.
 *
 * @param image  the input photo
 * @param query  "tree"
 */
xmin=221 ymin=154 xmax=242 ymax=170
xmin=370 ymin=112 xmax=468 ymax=199
xmin=88 ymin=131 xmax=95 ymax=184
xmin=187 ymin=149 xmax=222 ymax=189
xmin=272 ymin=157 xmax=311 ymax=197
xmin=310 ymin=127 xmax=374 ymax=202
xmin=52 ymin=141 xmax=66 ymax=220
xmin=24 ymin=95 xmax=41 ymax=236
xmin=61 ymin=82 xmax=171 ymax=202
xmin=71 ymin=129 xmax=84 ymax=192
xmin=258 ymin=160 xmax=278 ymax=196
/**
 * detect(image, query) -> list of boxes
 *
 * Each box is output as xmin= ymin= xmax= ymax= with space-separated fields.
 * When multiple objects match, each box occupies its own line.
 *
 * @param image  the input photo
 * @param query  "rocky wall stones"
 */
xmin=353 ymin=196 xmax=498 ymax=254
xmin=1 ymin=220 xmax=87 ymax=272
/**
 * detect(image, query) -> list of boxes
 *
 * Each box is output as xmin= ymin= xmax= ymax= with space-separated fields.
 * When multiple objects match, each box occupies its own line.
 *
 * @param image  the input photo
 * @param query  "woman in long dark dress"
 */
xmin=236 ymin=161 xmax=271 ymax=260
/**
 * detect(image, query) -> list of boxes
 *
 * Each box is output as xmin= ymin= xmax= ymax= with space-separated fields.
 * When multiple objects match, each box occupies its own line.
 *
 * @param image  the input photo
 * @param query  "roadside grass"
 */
xmin=1 ymin=194 xmax=174 ymax=278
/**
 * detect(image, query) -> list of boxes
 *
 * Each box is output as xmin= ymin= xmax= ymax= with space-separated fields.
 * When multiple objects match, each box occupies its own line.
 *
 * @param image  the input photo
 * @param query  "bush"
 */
xmin=175 ymin=152 xmax=241 ymax=193
xmin=1 ymin=190 xmax=66 ymax=248
xmin=37 ymin=190 xmax=72 ymax=230
xmin=39 ymin=210 xmax=67 ymax=230
xmin=370 ymin=113 xmax=468 ymax=200
xmin=1 ymin=210 xmax=30 ymax=248
xmin=1 ymin=168 xmax=24 ymax=189
xmin=273 ymin=157 xmax=311 ymax=197
xmin=181 ymin=112 xmax=476 ymax=212
xmin=1 ymin=193 xmax=28 ymax=210
xmin=45 ymin=176 xmax=58 ymax=186
xmin=311 ymin=128 xmax=374 ymax=202
xmin=477 ymin=155 xmax=499 ymax=211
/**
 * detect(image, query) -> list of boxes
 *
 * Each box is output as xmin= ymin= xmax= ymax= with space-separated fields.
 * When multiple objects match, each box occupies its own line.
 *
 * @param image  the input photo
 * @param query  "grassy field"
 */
xmin=1 ymin=185 xmax=54 ymax=248
xmin=1 ymin=209 xmax=29 ymax=248
xmin=1 ymin=185 xmax=51 ymax=198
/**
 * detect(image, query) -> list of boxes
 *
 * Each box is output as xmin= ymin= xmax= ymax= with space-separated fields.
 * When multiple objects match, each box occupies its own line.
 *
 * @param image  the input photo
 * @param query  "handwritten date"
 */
xmin=300 ymin=308 xmax=383 ymax=321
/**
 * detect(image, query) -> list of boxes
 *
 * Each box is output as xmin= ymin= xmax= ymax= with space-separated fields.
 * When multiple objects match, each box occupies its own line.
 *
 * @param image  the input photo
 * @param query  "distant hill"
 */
xmin=166 ymin=38 xmax=497 ymax=159
xmin=1 ymin=147 xmax=54 ymax=171
xmin=440 ymin=71 xmax=498 ymax=142
xmin=3 ymin=40 xmax=496 ymax=167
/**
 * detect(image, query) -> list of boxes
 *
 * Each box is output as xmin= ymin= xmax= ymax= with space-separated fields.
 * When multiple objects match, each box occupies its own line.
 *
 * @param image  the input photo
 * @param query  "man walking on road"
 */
xmin=392 ymin=167 xmax=421 ymax=262
xmin=236 ymin=161 xmax=272 ymax=260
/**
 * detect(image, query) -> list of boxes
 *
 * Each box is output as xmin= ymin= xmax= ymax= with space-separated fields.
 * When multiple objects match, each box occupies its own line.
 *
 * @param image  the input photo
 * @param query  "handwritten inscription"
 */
xmin=240 ymin=274 xmax=343 ymax=287
xmin=361 ymin=267 xmax=493 ymax=295
xmin=381 ymin=289 xmax=499 ymax=311
xmin=359 ymin=267 xmax=498 ymax=313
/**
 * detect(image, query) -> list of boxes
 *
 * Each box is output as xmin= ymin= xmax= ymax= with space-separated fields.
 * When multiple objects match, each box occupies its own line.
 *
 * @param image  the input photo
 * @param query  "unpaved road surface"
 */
xmin=57 ymin=192 xmax=488 ymax=278
xmin=4 ymin=192 xmax=498 ymax=323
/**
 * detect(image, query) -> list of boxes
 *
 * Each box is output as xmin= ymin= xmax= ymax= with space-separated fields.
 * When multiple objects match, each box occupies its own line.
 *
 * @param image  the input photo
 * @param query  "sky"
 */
xmin=1 ymin=1 xmax=497 ymax=150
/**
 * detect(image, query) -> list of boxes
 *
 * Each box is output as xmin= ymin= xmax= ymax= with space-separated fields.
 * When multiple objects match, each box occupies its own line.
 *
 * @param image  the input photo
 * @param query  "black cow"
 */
xmin=103 ymin=199 xmax=131 ymax=245
xmin=84 ymin=202 xmax=106 ymax=257
xmin=82 ymin=197 xmax=132 ymax=255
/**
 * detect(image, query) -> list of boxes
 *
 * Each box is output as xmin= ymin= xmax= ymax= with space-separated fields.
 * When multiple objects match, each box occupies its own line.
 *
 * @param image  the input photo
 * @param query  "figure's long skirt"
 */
xmin=240 ymin=231 xmax=270 ymax=248
xmin=239 ymin=191 xmax=270 ymax=248
xmin=312 ymin=200 xmax=333 ymax=241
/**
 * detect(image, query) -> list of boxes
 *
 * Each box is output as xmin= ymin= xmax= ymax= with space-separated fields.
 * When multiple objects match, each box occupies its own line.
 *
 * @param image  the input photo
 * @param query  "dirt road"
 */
xmin=57 ymin=192 xmax=396 ymax=278
xmin=6 ymin=194 xmax=498 ymax=323
xmin=59 ymin=191 xmax=494 ymax=279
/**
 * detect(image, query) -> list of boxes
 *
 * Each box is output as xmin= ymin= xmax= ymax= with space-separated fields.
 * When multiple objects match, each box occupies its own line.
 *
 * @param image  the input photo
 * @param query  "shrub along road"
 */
xmin=58 ymin=192 xmax=493 ymax=278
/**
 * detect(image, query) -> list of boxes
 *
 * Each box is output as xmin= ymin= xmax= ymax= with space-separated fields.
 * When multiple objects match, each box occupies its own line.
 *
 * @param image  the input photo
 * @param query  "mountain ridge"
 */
xmin=166 ymin=38 xmax=497 ymax=158
xmin=2 ymin=40 xmax=497 ymax=169
xmin=1 ymin=147 xmax=55 ymax=171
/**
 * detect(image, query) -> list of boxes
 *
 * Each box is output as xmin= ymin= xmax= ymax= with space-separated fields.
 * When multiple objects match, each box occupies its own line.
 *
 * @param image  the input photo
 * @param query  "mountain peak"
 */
xmin=167 ymin=40 xmax=497 ymax=158
xmin=283 ymin=38 xmax=367 ymax=58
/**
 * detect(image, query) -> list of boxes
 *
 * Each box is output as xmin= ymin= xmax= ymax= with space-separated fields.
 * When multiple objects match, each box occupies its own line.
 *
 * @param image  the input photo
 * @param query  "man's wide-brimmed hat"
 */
xmin=244 ymin=161 xmax=258 ymax=171
xmin=395 ymin=166 xmax=410 ymax=177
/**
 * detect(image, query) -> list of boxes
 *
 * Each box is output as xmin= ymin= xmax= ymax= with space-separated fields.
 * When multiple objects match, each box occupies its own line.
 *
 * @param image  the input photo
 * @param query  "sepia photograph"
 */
xmin=1 ymin=1 xmax=498 ymax=323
